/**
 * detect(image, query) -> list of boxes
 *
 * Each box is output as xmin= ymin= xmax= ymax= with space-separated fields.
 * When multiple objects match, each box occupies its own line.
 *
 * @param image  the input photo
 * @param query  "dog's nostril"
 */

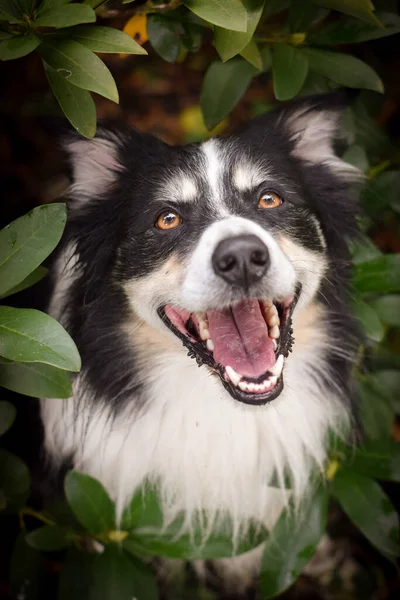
xmin=212 ymin=234 xmax=270 ymax=288
xmin=218 ymin=254 xmax=237 ymax=272
xmin=251 ymin=249 xmax=268 ymax=266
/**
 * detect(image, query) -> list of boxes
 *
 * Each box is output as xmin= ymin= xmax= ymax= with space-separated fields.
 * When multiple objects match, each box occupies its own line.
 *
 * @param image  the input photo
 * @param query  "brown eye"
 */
xmin=258 ymin=192 xmax=283 ymax=209
xmin=155 ymin=211 xmax=182 ymax=230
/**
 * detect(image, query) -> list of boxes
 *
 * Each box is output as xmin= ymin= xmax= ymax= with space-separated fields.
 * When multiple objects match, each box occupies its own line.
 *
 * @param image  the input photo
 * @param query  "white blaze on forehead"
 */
xmin=232 ymin=161 xmax=266 ymax=192
xmin=201 ymin=138 xmax=224 ymax=203
xmin=160 ymin=173 xmax=198 ymax=204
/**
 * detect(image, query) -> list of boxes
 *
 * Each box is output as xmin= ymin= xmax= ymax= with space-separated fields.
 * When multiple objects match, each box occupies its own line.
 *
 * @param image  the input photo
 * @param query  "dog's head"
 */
xmin=63 ymin=92 xmax=360 ymax=407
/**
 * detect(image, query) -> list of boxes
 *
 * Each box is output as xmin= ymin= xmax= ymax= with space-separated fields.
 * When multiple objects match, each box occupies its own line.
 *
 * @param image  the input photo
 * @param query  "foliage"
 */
xmin=1 ymin=0 xmax=400 ymax=599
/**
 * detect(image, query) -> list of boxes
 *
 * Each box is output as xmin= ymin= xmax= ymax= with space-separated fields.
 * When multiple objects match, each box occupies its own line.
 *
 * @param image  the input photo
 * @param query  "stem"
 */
xmin=368 ymin=160 xmax=392 ymax=179
xmin=19 ymin=507 xmax=56 ymax=527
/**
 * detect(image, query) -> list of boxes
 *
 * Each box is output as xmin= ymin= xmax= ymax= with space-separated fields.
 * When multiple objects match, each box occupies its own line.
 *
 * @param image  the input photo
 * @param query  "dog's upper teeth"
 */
xmin=206 ymin=339 xmax=215 ymax=352
xmin=197 ymin=314 xmax=210 ymax=340
xmin=269 ymin=324 xmax=280 ymax=339
xmin=225 ymin=365 xmax=242 ymax=386
xmin=269 ymin=354 xmax=284 ymax=378
xmin=266 ymin=304 xmax=280 ymax=327
xmin=272 ymin=339 xmax=278 ymax=351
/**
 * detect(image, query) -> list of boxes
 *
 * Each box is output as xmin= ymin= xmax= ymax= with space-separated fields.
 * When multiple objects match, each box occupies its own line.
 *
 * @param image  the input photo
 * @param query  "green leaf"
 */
xmin=0 ymin=361 xmax=73 ymax=398
xmin=10 ymin=532 xmax=45 ymax=600
xmin=64 ymin=471 xmax=116 ymax=533
xmin=0 ymin=266 xmax=48 ymax=300
xmin=39 ymin=39 xmax=119 ymax=103
xmin=352 ymin=295 xmax=384 ymax=343
xmin=333 ymin=468 xmax=400 ymax=559
xmin=357 ymin=376 xmax=395 ymax=440
xmin=0 ymin=31 xmax=41 ymax=61
xmin=54 ymin=25 xmax=147 ymax=54
xmin=342 ymin=145 xmax=369 ymax=173
xmin=353 ymin=254 xmax=400 ymax=294
xmin=309 ymin=11 xmax=400 ymax=44
xmin=240 ymin=39 xmax=262 ymax=70
xmin=272 ymin=44 xmax=309 ymax=101
xmin=0 ymin=0 xmax=23 ymax=24
xmin=0 ymin=400 xmax=16 ymax=436
xmin=0 ymin=203 xmax=66 ymax=297
xmin=58 ymin=548 xmax=94 ymax=600
xmin=300 ymin=47 xmax=384 ymax=93
xmin=371 ymin=295 xmax=400 ymax=327
xmin=260 ymin=45 xmax=272 ymax=72
xmin=312 ymin=0 xmax=383 ymax=27
xmin=350 ymin=235 xmax=381 ymax=265
xmin=372 ymin=370 xmax=400 ymax=412
xmin=0 ymin=449 xmax=30 ymax=508
xmin=26 ymin=525 xmax=73 ymax=551
xmin=35 ymin=5 xmax=95 ymax=28
xmin=362 ymin=171 xmax=400 ymax=217
xmin=200 ymin=59 xmax=258 ymax=130
xmin=347 ymin=439 xmax=400 ymax=482
xmin=260 ymin=485 xmax=328 ymax=598
xmin=45 ymin=64 xmax=96 ymax=139
xmin=147 ymin=13 xmax=183 ymax=63
xmin=288 ymin=0 xmax=329 ymax=32
xmin=184 ymin=0 xmax=247 ymax=31
xmin=0 ymin=306 xmax=81 ymax=371
xmin=89 ymin=545 xmax=158 ymax=600
xmin=214 ymin=0 xmax=264 ymax=62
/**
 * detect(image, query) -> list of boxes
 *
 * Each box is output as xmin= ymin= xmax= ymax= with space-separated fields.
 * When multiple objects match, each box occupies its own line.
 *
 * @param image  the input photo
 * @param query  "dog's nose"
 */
xmin=212 ymin=234 xmax=270 ymax=288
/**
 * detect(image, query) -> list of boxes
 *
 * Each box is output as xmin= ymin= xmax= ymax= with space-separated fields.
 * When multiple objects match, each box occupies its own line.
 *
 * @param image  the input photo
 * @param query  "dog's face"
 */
xmin=65 ymin=93 xmax=359 ymax=407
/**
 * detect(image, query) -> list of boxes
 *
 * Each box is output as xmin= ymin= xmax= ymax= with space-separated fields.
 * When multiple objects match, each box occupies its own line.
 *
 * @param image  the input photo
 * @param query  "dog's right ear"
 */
xmin=63 ymin=127 xmax=126 ymax=202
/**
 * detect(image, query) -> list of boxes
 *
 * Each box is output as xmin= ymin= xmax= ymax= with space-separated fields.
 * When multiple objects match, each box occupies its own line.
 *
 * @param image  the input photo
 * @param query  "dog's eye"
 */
xmin=155 ymin=211 xmax=182 ymax=230
xmin=258 ymin=192 xmax=283 ymax=209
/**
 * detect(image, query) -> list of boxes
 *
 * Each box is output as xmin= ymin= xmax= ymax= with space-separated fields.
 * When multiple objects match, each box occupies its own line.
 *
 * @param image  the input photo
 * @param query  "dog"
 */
xmin=41 ymin=91 xmax=361 ymax=594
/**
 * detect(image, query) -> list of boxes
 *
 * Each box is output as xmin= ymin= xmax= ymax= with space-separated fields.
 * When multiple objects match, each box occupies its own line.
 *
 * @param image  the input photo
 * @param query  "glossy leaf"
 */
xmin=288 ymin=0 xmax=329 ymax=31
xmin=333 ymin=468 xmax=400 ymax=559
xmin=10 ymin=533 xmax=45 ymax=600
xmin=0 ymin=306 xmax=81 ymax=371
xmin=64 ymin=471 xmax=116 ymax=533
xmin=361 ymin=171 xmax=400 ymax=217
xmin=240 ymin=39 xmax=262 ymax=69
xmin=35 ymin=5 xmax=95 ymax=28
xmin=0 ymin=400 xmax=16 ymax=436
xmin=45 ymin=64 xmax=96 ymax=139
xmin=352 ymin=296 xmax=384 ymax=342
xmin=184 ymin=0 xmax=247 ymax=32
xmin=0 ymin=361 xmax=72 ymax=398
xmin=0 ymin=449 xmax=30 ymax=508
xmin=272 ymin=44 xmax=309 ymax=101
xmin=58 ymin=548 xmax=94 ymax=600
xmin=201 ymin=59 xmax=257 ymax=129
xmin=0 ymin=203 xmax=66 ymax=297
xmin=342 ymin=144 xmax=369 ymax=173
xmin=0 ymin=266 xmax=48 ymax=300
xmin=214 ymin=0 xmax=264 ymax=62
xmin=353 ymin=254 xmax=400 ymax=293
xmin=26 ymin=525 xmax=73 ymax=551
xmin=309 ymin=11 xmax=400 ymax=44
xmin=371 ymin=295 xmax=400 ymax=327
xmin=54 ymin=25 xmax=147 ymax=54
xmin=147 ymin=14 xmax=183 ymax=63
xmin=0 ymin=31 xmax=41 ymax=60
xmin=350 ymin=235 xmax=381 ymax=265
xmin=357 ymin=376 xmax=395 ymax=440
xmin=312 ymin=0 xmax=382 ymax=26
xmin=39 ymin=40 xmax=119 ymax=103
xmin=89 ymin=545 xmax=158 ymax=600
xmin=348 ymin=439 xmax=400 ymax=482
xmin=0 ymin=1 xmax=23 ymax=24
xmin=260 ymin=485 xmax=328 ymax=598
xmin=371 ymin=370 xmax=400 ymax=412
xmin=301 ymin=47 xmax=384 ymax=93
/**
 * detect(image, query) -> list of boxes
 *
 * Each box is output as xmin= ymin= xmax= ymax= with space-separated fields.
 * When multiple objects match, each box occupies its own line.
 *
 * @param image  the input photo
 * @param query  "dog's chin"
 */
xmin=158 ymin=287 xmax=300 ymax=406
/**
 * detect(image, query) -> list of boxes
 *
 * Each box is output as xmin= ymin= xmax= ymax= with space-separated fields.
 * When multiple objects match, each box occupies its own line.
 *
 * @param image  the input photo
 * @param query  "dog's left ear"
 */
xmin=248 ymin=91 xmax=360 ymax=178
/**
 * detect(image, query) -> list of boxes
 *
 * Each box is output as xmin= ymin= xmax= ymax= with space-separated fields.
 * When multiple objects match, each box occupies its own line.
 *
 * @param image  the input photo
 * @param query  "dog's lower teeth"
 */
xmin=225 ymin=365 xmax=242 ymax=386
xmin=206 ymin=339 xmax=214 ymax=352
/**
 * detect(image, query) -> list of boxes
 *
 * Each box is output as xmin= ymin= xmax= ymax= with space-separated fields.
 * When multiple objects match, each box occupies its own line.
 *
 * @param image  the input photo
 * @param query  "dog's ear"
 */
xmin=63 ymin=126 xmax=126 ymax=202
xmin=246 ymin=90 xmax=360 ymax=179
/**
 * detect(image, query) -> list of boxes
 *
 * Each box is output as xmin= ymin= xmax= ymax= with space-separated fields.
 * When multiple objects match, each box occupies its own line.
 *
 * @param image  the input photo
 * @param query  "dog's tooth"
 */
xmin=199 ymin=324 xmax=210 ymax=340
xmin=197 ymin=312 xmax=207 ymax=321
xmin=272 ymin=339 xmax=278 ymax=351
xmin=225 ymin=365 xmax=242 ymax=387
xmin=269 ymin=375 xmax=278 ymax=386
xmin=269 ymin=325 xmax=280 ymax=339
xmin=248 ymin=383 xmax=256 ymax=392
xmin=269 ymin=354 xmax=284 ymax=378
xmin=254 ymin=384 xmax=261 ymax=392
xmin=239 ymin=381 xmax=247 ymax=391
xmin=206 ymin=339 xmax=215 ymax=352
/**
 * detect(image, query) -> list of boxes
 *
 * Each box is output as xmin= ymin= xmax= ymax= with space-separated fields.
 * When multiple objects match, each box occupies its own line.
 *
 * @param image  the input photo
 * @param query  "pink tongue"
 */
xmin=207 ymin=299 xmax=275 ymax=379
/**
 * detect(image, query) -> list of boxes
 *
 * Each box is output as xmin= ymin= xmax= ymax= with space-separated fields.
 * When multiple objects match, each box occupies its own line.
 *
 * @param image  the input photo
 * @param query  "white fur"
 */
xmin=232 ymin=161 xmax=267 ymax=192
xmin=159 ymin=174 xmax=198 ymax=204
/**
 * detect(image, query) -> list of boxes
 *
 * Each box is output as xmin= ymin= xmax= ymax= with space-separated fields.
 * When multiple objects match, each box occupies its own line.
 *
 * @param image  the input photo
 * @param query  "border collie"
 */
xmin=41 ymin=91 xmax=361 ymax=592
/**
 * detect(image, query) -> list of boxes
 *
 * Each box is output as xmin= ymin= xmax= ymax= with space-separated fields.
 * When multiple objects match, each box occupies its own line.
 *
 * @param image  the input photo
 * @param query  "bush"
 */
xmin=1 ymin=1 xmax=400 ymax=598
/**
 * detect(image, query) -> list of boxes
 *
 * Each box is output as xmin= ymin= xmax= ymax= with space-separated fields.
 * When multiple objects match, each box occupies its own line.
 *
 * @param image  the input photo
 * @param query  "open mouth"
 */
xmin=158 ymin=288 xmax=300 ymax=406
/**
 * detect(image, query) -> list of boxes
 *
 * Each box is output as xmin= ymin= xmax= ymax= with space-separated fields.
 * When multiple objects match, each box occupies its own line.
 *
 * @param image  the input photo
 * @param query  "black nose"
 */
xmin=212 ymin=234 xmax=270 ymax=289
